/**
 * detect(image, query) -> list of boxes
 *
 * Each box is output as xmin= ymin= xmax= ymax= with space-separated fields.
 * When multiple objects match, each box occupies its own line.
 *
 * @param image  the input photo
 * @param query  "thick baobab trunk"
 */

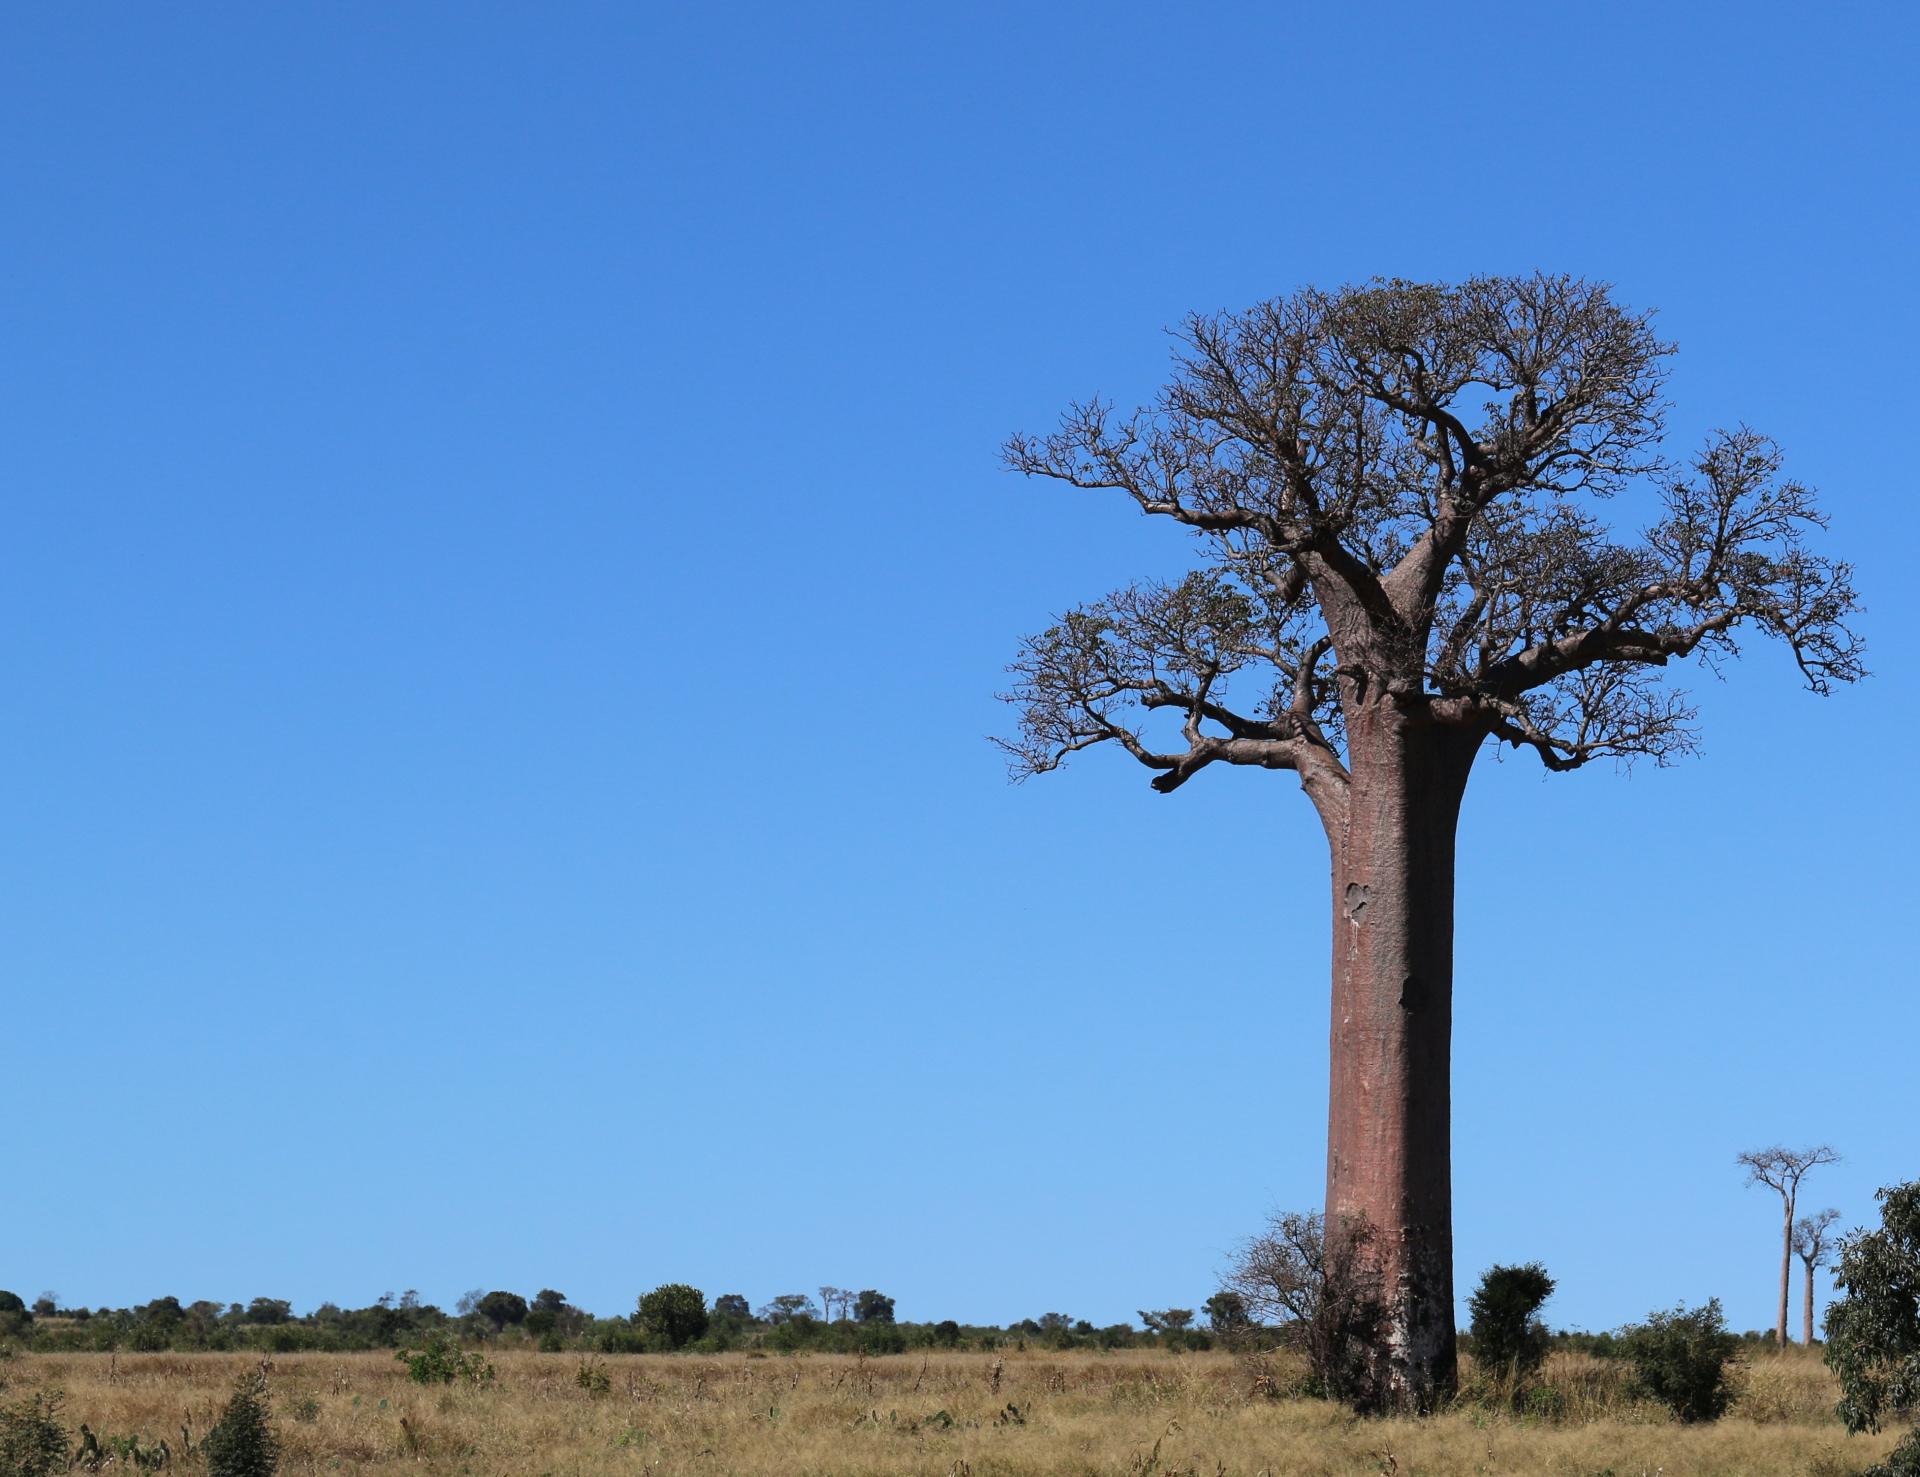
xmin=1801 ymin=1258 xmax=1815 ymax=1345
xmin=1323 ymin=704 xmax=1478 ymax=1412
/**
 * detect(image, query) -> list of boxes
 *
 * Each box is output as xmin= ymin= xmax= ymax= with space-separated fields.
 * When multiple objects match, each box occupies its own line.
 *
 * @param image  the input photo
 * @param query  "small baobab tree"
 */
xmin=1738 ymin=1144 xmax=1842 ymax=1347
xmin=1794 ymin=1206 xmax=1842 ymax=1346
xmin=999 ymin=275 xmax=1863 ymax=1410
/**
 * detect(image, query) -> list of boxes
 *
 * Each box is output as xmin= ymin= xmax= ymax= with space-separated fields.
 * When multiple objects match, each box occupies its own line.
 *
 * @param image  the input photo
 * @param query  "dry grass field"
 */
xmin=1 ymin=1346 xmax=1900 ymax=1476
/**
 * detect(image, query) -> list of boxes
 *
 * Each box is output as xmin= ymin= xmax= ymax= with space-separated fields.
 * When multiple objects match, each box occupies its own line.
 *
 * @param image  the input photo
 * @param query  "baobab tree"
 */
xmin=1794 ymin=1206 xmax=1842 ymax=1346
xmin=998 ymin=275 xmax=1863 ymax=1411
xmin=1739 ymin=1145 xmax=1841 ymax=1348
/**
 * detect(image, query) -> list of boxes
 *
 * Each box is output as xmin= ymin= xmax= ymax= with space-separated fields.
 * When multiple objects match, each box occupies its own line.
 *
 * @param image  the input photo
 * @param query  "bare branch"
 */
xmin=1740 ymin=1145 xmax=1842 ymax=1197
xmin=994 ymin=571 xmax=1349 ymax=805
xmin=1794 ymin=1208 xmax=1842 ymax=1269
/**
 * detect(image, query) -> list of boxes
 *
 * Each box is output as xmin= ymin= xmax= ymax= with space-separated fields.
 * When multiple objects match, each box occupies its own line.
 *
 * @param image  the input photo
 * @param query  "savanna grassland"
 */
xmin=1 ymin=1346 xmax=1899 ymax=1477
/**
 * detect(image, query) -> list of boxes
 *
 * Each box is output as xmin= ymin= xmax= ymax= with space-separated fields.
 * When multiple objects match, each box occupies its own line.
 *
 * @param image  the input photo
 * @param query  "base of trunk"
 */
xmin=1323 ymin=1214 xmax=1458 ymax=1415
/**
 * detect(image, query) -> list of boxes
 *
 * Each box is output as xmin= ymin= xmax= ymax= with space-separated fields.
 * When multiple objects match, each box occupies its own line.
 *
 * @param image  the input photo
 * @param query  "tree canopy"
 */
xmin=1000 ymin=274 xmax=1862 ymax=799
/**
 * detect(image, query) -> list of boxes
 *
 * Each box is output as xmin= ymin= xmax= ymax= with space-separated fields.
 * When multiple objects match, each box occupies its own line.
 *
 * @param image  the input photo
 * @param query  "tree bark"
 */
xmin=1801 ymin=1256 xmax=1815 ymax=1345
xmin=1323 ymin=702 xmax=1479 ymax=1412
xmin=1778 ymin=1202 xmax=1795 ymax=1347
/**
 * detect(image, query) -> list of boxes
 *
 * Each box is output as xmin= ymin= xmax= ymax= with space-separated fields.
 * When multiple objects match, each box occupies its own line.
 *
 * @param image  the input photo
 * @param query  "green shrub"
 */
xmin=852 ymin=1323 xmax=908 ymax=1355
xmin=1468 ymin=1262 xmax=1556 ymax=1389
xmin=395 ymin=1332 xmax=494 ymax=1386
xmin=574 ymin=1357 xmax=611 ymax=1396
xmin=596 ymin=1325 xmax=649 ymax=1355
xmin=203 ymin=1373 xmax=280 ymax=1477
xmin=1826 ymin=1181 xmax=1920 ymax=1474
xmin=1866 ymin=1430 xmax=1920 ymax=1477
xmin=1618 ymin=1299 xmax=1739 ymax=1422
xmin=635 ymin=1285 xmax=708 ymax=1350
xmin=0 ymin=1391 xmax=68 ymax=1477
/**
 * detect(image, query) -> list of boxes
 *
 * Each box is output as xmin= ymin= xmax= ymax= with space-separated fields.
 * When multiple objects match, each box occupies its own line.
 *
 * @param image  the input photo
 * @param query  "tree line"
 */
xmin=0 ymin=1284 xmax=1260 ymax=1357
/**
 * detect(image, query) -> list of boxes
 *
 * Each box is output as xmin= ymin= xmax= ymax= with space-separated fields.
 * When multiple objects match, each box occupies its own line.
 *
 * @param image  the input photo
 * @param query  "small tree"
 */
xmin=1826 ymin=1181 xmax=1920 ymax=1473
xmin=0 ymin=1293 xmax=29 ymax=1342
xmin=203 ymin=1372 xmax=280 ymax=1477
xmin=635 ymin=1284 xmax=708 ymax=1349
xmin=710 ymin=1294 xmax=752 ymax=1328
xmin=852 ymin=1290 xmax=895 ymax=1324
xmin=1224 ymin=1208 xmax=1383 ymax=1409
xmin=525 ymin=1289 xmax=565 ymax=1339
xmin=0 ymin=1392 xmax=68 ymax=1477
xmin=473 ymin=1291 xmax=528 ymax=1332
xmin=1739 ymin=1144 xmax=1841 ymax=1347
xmin=1794 ymin=1208 xmax=1842 ymax=1347
xmin=757 ymin=1293 xmax=816 ymax=1325
xmin=1204 ymin=1291 xmax=1251 ymax=1336
xmin=1224 ymin=1211 xmax=1327 ymax=1328
xmin=1139 ymin=1308 xmax=1195 ymax=1334
xmin=1619 ymin=1299 xmax=1739 ymax=1423
xmin=1467 ymin=1262 xmax=1556 ymax=1390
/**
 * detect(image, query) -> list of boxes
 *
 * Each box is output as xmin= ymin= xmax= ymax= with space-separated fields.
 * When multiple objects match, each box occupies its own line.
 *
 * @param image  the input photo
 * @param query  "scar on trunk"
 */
xmin=1399 ymin=976 xmax=1425 ymax=1011
xmin=1344 ymin=883 xmax=1370 ymax=918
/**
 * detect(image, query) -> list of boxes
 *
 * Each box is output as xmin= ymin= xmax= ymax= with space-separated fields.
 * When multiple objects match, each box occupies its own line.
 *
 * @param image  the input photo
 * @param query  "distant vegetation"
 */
xmin=0 ymin=1279 xmax=1809 ymax=1366
xmin=0 ymin=1283 xmax=1226 ymax=1358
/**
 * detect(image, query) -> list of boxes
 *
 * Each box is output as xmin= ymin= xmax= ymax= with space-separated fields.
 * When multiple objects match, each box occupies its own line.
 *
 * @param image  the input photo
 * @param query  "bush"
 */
xmin=0 ymin=1391 xmax=68 ymax=1477
xmin=0 ymin=1295 xmax=29 ymax=1345
xmin=595 ymin=1325 xmax=650 ymax=1355
xmin=574 ymin=1357 xmax=611 ymax=1396
xmin=635 ymin=1285 xmax=709 ymax=1350
xmin=1468 ymin=1262 xmax=1556 ymax=1387
xmin=203 ymin=1373 xmax=280 ymax=1477
xmin=1618 ymin=1299 xmax=1739 ymax=1422
xmin=1866 ymin=1430 xmax=1920 ymax=1477
xmin=1826 ymin=1180 xmax=1920 ymax=1471
xmin=852 ymin=1323 xmax=908 ymax=1355
xmin=396 ymin=1332 xmax=495 ymax=1386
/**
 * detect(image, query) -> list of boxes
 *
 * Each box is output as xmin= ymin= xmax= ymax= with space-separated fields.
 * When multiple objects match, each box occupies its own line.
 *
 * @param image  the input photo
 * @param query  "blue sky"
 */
xmin=2 ymin=2 xmax=1913 ymax=1337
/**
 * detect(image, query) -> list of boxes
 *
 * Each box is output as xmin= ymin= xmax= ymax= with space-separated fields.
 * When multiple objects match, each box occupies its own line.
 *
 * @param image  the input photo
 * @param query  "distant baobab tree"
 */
xmin=817 ymin=1287 xmax=852 ymax=1324
xmin=999 ymin=274 xmax=1863 ymax=1411
xmin=1739 ymin=1144 xmax=1842 ymax=1347
xmin=1793 ymin=1206 xmax=1842 ymax=1346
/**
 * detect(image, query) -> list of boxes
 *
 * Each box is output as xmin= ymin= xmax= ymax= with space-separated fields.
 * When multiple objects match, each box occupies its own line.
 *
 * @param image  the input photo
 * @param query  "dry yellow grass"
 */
xmin=1 ymin=1346 xmax=1899 ymax=1476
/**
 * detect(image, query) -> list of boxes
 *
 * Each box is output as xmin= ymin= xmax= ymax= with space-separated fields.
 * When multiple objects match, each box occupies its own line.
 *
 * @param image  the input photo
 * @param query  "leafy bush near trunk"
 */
xmin=1468 ymin=1262 xmax=1556 ymax=1388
